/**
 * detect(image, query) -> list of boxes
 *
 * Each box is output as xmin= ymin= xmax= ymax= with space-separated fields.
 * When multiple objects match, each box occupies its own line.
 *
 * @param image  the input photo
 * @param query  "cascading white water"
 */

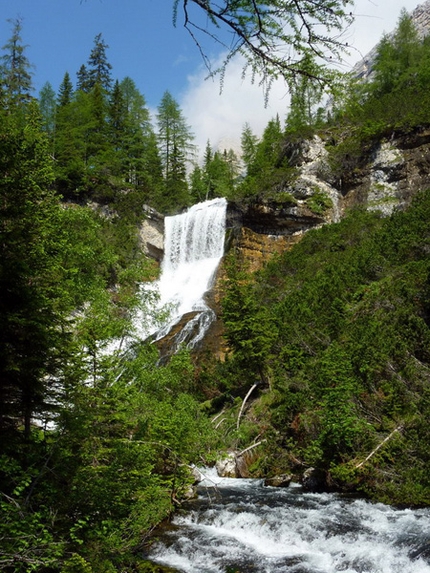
xmin=146 ymin=472 xmax=430 ymax=573
xmin=137 ymin=197 xmax=227 ymax=350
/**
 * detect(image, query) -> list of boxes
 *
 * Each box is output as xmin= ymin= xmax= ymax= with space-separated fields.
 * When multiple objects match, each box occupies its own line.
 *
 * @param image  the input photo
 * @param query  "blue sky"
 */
xmin=0 ymin=0 xmax=423 ymax=155
xmin=0 ymin=0 xmax=205 ymax=106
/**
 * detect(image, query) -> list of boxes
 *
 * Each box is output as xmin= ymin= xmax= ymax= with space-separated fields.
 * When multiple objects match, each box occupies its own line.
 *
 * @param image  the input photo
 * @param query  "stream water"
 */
xmin=146 ymin=469 xmax=430 ymax=573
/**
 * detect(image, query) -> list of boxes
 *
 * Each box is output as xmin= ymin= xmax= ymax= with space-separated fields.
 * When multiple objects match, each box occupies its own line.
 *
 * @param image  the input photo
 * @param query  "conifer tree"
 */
xmin=373 ymin=10 xmax=420 ymax=96
xmin=58 ymin=71 xmax=73 ymax=106
xmin=0 ymin=18 xmax=33 ymax=106
xmin=190 ymin=163 xmax=206 ymax=203
xmin=76 ymin=64 xmax=90 ymax=92
xmin=54 ymin=89 xmax=90 ymax=198
xmin=241 ymin=123 xmax=258 ymax=173
xmin=156 ymin=90 xmax=194 ymax=211
xmin=39 ymin=81 xmax=57 ymax=139
xmin=87 ymin=33 xmax=113 ymax=92
xmin=0 ymin=102 xmax=64 ymax=437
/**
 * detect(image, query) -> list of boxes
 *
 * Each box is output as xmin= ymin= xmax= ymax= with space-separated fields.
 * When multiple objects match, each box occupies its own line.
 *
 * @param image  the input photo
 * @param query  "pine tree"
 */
xmin=76 ymin=64 xmax=90 ymax=92
xmin=54 ymin=90 xmax=90 ymax=198
xmin=0 ymin=18 xmax=33 ymax=107
xmin=190 ymin=163 xmax=206 ymax=203
xmin=241 ymin=123 xmax=258 ymax=173
xmin=58 ymin=72 xmax=73 ymax=106
xmin=204 ymin=148 xmax=240 ymax=199
xmin=0 ymin=102 xmax=64 ymax=437
xmin=87 ymin=33 xmax=113 ymax=92
xmin=156 ymin=90 xmax=194 ymax=211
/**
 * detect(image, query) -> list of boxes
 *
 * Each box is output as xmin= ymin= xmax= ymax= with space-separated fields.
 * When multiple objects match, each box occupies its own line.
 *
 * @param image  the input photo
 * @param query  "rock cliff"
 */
xmin=139 ymin=124 xmax=430 ymax=361
xmin=352 ymin=0 xmax=430 ymax=81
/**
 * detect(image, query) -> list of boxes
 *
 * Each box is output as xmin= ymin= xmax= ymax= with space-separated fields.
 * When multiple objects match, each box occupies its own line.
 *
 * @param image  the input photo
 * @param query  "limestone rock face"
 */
xmin=342 ymin=127 xmax=430 ymax=215
xmin=139 ymin=205 xmax=164 ymax=261
xmin=352 ymin=0 xmax=430 ymax=82
xmin=366 ymin=142 xmax=405 ymax=216
xmin=227 ymin=137 xmax=341 ymax=265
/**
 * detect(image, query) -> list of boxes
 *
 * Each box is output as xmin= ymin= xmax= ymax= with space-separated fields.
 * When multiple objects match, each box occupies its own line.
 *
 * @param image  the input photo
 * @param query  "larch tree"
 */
xmin=156 ymin=90 xmax=195 ymax=211
xmin=175 ymin=0 xmax=354 ymax=98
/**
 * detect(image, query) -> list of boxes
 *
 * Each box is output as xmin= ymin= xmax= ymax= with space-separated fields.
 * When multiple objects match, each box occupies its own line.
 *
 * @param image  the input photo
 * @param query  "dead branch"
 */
xmin=237 ymin=383 xmax=258 ymax=430
xmin=237 ymin=439 xmax=267 ymax=458
xmin=355 ymin=425 xmax=403 ymax=469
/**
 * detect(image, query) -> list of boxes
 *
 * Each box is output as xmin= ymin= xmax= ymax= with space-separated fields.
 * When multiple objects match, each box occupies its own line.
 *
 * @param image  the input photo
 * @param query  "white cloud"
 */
xmin=180 ymin=55 xmax=291 ymax=161
xmin=179 ymin=0 xmax=422 ymax=161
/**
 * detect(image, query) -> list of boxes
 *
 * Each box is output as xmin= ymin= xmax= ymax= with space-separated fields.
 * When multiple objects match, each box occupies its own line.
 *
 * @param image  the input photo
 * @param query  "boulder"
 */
xmin=216 ymin=453 xmax=238 ymax=478
xmin=264 ymin=474 xmax=293 ymax=488
xmin=301 ymin=467 xmax=327 ymax=493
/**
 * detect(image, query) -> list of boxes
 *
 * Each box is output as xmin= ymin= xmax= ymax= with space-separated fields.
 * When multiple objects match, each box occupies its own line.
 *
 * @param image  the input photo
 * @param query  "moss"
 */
xmin=272 ymin=191 xmax=298 ymax=205
xmin=306 ymin=188 xmax=333 ymax=215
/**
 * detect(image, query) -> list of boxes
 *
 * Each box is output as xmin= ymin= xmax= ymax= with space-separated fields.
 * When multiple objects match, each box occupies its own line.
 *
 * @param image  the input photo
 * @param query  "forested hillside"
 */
xmin=2 ymin=5 xmax=430 ymax=573
xmin=210 ymin=8 xmax=430 ymax=506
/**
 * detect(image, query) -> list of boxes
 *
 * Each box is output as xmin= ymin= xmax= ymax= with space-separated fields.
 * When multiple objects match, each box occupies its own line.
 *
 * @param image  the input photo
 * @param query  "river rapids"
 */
xmin=145 ymin=468 xmax=430 ymax=573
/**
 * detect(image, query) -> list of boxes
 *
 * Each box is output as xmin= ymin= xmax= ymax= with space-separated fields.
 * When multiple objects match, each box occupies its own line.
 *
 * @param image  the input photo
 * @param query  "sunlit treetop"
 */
xmin=174 ymin=0 xmax=354 ymax=98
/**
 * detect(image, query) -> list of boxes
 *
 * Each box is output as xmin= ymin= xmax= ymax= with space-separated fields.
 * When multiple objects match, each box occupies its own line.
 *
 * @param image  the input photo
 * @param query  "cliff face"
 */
xmin=352 ymin=0 xmax=430 ymax=81
xmin=139 ymin=125 xmax=430 ymax=361
xmin=227 ymin=126 xmax=430 ymax=267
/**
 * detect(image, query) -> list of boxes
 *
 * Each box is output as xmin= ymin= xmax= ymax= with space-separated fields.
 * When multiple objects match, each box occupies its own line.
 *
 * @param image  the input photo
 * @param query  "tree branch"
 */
xmin=355 ymin=425 xmax=403 ymax=469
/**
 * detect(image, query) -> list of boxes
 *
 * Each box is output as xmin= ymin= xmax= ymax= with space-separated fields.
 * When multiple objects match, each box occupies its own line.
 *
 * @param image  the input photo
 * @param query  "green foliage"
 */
xmin=222 ymin=256 xmax=277 ymax=384
xmin=235 ymin=115 xmax=296 ymax=200
xmin=219 ymin=189 xmax=430 ymax=503
xmin=181 ymin=0 xmax=352 ymax=98
xmin=0 ymin=18 xmax=33 ymax=107
xmin=155 ymin=90 xmax=194 ymax=212
xmin=305 ymin=188 xmax=333 ymax=215
xmin=327 ymin=10 xmax=430 ymax=185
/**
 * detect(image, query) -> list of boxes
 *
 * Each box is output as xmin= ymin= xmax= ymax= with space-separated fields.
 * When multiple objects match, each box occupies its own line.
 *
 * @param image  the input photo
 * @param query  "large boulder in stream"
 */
xmin=216 ymin=453 xmax=239 ymax=478
xmin=264 ymin=474 xmax=293 ymax=488
xmin=301 ymin=467 xmax=328 ymax=493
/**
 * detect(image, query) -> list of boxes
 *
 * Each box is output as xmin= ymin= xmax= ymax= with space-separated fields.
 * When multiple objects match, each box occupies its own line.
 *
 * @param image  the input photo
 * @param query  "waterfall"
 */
xmin=137 ymin=197 xmax=227 ymax=351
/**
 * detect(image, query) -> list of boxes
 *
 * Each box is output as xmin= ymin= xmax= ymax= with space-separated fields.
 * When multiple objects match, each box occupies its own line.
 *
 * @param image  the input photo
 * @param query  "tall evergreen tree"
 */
xmin=58 ymin=71 xmax=73 ymax=106
xmin=156 ymin=90 xmax=194 ymax=211
xmin=241 ymin=123 xmax=258 ymax=174
xmin=76 ymin=64 xmax=90 ymax=92
xmin=87 ymin=33 xmax=113 ymax=92
xmin=0 ymin=18 xmax=33 ymax=106
xmin=0 ymin=102 xmax=64 ymax=437
xmin=54 ymin=89 xmax=90 ymax=198
xmin=39 ymin=81 xmax=57 ymax=140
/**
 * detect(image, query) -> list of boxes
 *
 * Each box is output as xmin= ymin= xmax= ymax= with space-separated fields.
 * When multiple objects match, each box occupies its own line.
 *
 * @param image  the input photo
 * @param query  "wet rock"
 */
xmin=216 ymin=453 xmax=238 ymax=478
xmin=301 ymin=467 xmax=328 ymax=493
xmin=140 ymin=205 xmax=164 ymax=261
xmin=182 ymin=485 xmax=197 ymax=500
xmin=264 ymin=474 xmax=293 ymax=488
xmin=190 ymin=466 xmax=203 ymax=484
